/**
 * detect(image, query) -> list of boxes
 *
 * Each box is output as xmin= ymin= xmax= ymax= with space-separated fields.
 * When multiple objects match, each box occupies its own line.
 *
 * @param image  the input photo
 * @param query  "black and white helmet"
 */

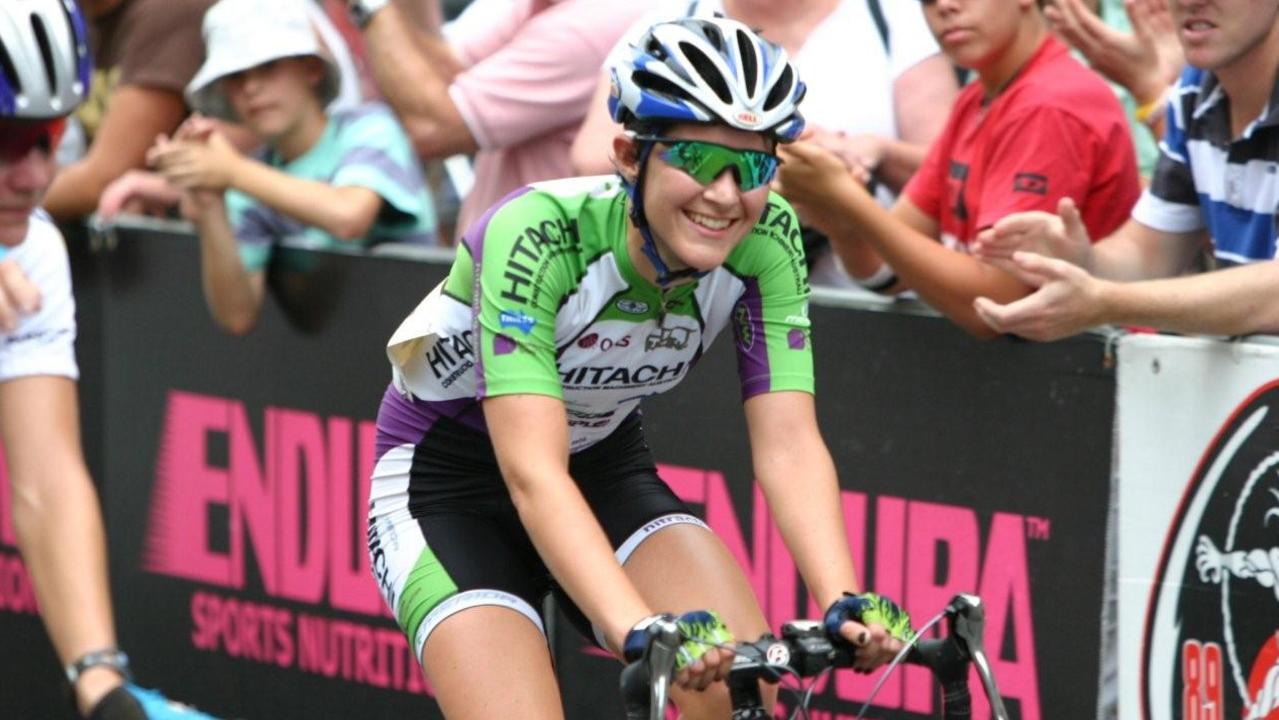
xmin=0 ymin=0 xmax=92 ymax=119
xmin=609 ymin=16 xmax=806 ymax=142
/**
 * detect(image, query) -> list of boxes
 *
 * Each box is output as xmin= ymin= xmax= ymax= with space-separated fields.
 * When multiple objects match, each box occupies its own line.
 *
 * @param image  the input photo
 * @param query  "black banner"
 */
xmin=1 ymin=226 xmax=1114 ymax=719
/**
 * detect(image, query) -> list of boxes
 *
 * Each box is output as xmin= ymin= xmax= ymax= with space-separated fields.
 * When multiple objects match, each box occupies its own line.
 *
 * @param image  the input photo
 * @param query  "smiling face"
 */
xmin=618 ymin=123 xmax=775 ymax=279
xmin=1170 ymin=0 xmax=1279 ymax=72
xmin=222 ymin=57 xmax=325 ymax=140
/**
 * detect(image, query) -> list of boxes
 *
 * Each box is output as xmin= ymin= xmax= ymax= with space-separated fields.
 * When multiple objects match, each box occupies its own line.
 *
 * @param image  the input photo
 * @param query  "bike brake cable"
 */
xmin=854 ymin=609 xmax=947 ymax=720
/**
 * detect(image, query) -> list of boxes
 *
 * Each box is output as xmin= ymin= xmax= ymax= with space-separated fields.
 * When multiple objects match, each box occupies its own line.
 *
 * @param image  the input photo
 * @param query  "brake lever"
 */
xmin=645 ymin=617 xmax=682 ymax=720
xmin=947 ymin=594 xmax=1011 ymax=720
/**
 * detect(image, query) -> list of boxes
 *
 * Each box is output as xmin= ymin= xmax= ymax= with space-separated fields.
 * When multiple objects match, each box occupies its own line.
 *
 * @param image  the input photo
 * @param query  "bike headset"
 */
xmin=0 ymin=0 xmax=92 ymax=120
xmin=607 ymin=16 xmax=806 ymax=286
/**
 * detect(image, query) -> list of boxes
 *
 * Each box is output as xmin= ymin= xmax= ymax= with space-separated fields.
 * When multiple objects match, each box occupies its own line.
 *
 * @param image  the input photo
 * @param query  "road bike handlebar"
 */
xmin=620 ymin=593 xmax=1010 ymax=720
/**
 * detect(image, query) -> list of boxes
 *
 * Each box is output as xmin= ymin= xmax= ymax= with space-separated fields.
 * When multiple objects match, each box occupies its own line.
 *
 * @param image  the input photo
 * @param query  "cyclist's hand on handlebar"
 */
xmin=824 ymin=592 xmax=915 ymax=672
xmin=623 ymin=610 xmax=736 ymax=692
xmin=673 ymin=610 xmax=735 ymax=691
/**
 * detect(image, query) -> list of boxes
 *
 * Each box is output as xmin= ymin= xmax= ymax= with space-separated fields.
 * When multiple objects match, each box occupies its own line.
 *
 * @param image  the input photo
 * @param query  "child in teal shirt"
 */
xmin=150 ymin=0 xmax=437 ymax=334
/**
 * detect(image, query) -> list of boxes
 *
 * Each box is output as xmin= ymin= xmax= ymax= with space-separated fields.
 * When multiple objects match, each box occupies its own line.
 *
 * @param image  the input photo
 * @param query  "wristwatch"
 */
xmin=347 ymin=0 xmax=390 ymax=29
xmin=66 ymin=647 xmax=132 ymax=685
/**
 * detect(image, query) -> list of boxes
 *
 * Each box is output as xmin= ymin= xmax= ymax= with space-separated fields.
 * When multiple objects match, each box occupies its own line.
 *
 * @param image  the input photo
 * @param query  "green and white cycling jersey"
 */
xmin=384 ymin=175 xmax=813 ymax=452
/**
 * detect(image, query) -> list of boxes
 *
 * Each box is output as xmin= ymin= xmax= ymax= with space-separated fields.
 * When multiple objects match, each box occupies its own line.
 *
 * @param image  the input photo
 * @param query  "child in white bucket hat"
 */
xmin=147 ymin=0 xmax=438 ymax=335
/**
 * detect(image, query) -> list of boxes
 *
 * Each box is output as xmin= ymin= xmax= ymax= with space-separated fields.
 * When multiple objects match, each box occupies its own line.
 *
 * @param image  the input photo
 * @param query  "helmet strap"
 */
xmin=622 ymin=140 xmax=709 ymax=288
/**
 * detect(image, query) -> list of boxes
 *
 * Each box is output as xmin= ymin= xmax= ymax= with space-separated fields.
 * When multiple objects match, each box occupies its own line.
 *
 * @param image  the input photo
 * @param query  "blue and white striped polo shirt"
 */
xmin=1131 ymin=66 xmax=1279 ymax=267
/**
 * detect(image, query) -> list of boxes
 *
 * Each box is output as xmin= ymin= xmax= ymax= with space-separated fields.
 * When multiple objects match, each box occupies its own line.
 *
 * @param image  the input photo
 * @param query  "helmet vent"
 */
xmin=702 ymin=24 xmax=725 ymax=53
xmin=735 ymin=30 xmax=757 ymax=96
xmin=30 ymin=14 xmax=57 ymax=95
xmin=645 ymin=36 xmax=667 ymax=61
xmin=678 ymin=41 xmax=732 ymax=105
xmin=0 ymin=41 xmax=20 ymax=95
xmin=632 ymin=70 xmax=693 ymax=105
xmin=763 ymin=65 xmax=794 ymax=112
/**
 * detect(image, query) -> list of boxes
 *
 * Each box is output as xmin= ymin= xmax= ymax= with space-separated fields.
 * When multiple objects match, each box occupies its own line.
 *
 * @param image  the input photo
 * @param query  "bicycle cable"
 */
xmin=683 ymin=638 xmax=821 ymax=720
xmin=854 ymin=608 xmax=948 ymax=720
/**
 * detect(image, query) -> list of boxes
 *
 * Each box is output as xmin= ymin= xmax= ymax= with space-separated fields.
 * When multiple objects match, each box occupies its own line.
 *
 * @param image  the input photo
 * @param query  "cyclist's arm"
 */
xmin=743 ymin=390 xmax=858 ymax=609
xmin=483 ymin=393 xmax=651 ymax=652
xmin=0 ymin=375 xmax=120 ymax=712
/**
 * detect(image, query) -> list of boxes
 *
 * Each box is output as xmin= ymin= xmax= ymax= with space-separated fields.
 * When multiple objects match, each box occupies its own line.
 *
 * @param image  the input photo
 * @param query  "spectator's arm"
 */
xmin=570 ymin=72 xmax=622 ymax=176
xmin=43 ymin=85 xmax=188 ymax=222
xmin=391 ymin=0 xmax=446 ymax=34
xmin=190 ymin=193 xmax=266 ymax=335
xmin=1090 ymin=216 xmax=1205 ymax=281
xmin=229 ymin=160 xmax=384 ymax=242
xmin=975 ymin=253 xmax=1279 ymax=340
xmin=96 ymin=170 xmax=183 ymax=222
xmin=879 ymin=54 xmax=959 ymax=191
xmin=150 ymin=129 xmax=385 ymax=242
xmin=777 ymin=141 xmax=1027 ymax=338
xmin=361 ymin=3 xmax=476 ymax=159
xmin=1045 ymin=0 xmax=1182 ymax=111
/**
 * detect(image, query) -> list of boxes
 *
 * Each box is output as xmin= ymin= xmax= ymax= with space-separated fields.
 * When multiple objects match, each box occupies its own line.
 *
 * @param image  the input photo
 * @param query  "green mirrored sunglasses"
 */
xmin=642 ymin=136 xmax=780 ymax=192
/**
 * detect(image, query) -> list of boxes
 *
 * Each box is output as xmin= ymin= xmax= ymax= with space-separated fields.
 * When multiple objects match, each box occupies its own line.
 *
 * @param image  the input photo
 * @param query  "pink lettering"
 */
xmin=904 ymin=502 xmax=979 ymax=714
xmin=272 ymin=408 xmax=327 ymax=603
xmin=327 ymin=419 xmax=382 ymax=615
xmin=0 ymin=550 xmax=39 ymax=615
xmin=652 ymin=465 xmax=1041 ymax=719
xmin=189 ymin=590 xmax=294 ymax=668
xmin=147 ymin=391 xmax=384 ymax=615
xmin=295 ymin=612 xmax=429 ymax=694
xmin=975 ymin=513 xmax=1040 ymax=720
xmin=146 ymin=391 xmax=240 ymax=586
xmin=0 ymin=444 xmax=14 ymax=548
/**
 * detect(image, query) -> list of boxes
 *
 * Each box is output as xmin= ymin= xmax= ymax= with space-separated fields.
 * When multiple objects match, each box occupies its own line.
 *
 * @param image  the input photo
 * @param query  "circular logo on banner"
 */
xmin=1142 ymin=380 xmax=1279 ymax=720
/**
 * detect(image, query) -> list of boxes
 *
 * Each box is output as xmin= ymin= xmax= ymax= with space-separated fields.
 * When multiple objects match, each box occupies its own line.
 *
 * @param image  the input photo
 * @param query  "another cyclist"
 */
xmin=0 ymin=2 xmax=212 ymax=718
xmin=368 ymin=17 xmax=910 ymax=719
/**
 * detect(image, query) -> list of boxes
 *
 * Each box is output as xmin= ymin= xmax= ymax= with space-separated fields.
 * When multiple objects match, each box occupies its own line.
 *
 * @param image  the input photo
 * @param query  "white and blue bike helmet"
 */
xmin=607 ymin=16 xmax=806 ymax=284
xmin=0 ymin=0 xmax=92 ymax=119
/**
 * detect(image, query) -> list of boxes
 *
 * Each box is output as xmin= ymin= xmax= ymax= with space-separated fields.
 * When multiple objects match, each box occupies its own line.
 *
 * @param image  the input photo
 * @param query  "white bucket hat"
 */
xmin=185 ymin=0 xmax=341 ymax=122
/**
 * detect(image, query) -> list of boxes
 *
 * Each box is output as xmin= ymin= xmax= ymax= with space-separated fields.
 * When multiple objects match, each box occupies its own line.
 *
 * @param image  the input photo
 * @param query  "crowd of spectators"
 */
xmin=33 ymin=0 xmax=1274 ymax=343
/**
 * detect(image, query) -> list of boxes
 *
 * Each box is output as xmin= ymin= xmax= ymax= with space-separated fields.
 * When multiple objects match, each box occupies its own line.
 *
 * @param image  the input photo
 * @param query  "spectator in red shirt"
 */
xmin=776 ymin=0 xmax=1140 ymax=338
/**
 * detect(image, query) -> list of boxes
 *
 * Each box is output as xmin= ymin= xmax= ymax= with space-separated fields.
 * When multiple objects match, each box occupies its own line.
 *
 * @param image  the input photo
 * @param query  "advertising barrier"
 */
xmin=1116 ymin=334 xmax=1279 ymax=720
xmin=2 ymin=224 xmax=1117 ymax=719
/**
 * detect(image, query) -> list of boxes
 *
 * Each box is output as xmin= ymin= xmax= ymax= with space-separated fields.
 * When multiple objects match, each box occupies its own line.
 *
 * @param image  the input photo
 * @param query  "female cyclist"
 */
xmin=367 ymin=17 xmax=910 ymax=719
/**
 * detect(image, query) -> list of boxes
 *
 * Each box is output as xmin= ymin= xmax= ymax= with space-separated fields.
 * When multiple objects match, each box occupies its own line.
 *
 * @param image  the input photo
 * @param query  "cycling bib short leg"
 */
xmin=367 ymin=387 xmax=706 ymax=659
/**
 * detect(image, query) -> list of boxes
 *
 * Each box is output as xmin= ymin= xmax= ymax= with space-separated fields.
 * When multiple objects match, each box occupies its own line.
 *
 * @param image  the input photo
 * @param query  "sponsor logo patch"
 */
xmin=616 ymin=298 xmax=649 ymax=315
xmin=498 ymin=309 xmax=536 ymax=335
xmin=1013 ymin=172 xmax=1049 ymax=196
xmin=733 ymin=302 xmax=755 ymax=351
xmin=645 ymin=326 xmax=691 ymax=351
